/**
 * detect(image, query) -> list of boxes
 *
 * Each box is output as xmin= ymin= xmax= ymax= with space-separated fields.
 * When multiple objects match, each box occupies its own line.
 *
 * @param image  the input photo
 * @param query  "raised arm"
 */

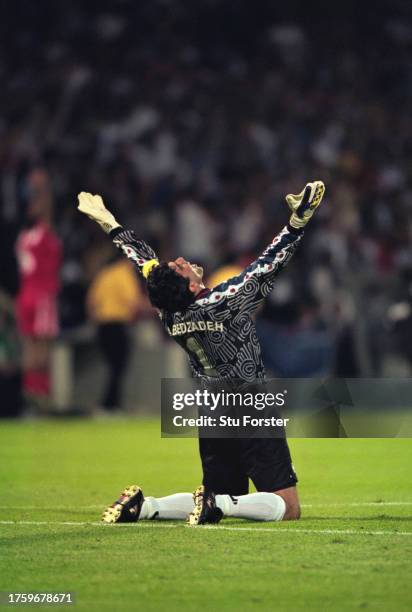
xmin=77 ymin=192 xmax=159 ymax=279
xmin=110 ymin=227 xmax=159 ymax=278
xmin=201 ymin=225 xmax=303 ymax=315
xmin=197 ymin=181 xmax=325 ymax=315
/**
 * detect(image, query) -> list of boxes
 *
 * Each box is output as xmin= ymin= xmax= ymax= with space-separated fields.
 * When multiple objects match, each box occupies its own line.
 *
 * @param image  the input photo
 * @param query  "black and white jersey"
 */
xmin=111 ymin=225 xmax=303 ymax=383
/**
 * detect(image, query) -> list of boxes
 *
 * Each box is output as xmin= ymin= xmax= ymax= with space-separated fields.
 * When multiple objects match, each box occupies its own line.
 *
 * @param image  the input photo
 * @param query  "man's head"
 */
xmin=147 ymin=257 xmax=205 ymax=313
xmin=25 ymin=168 xmax=53 ymax=226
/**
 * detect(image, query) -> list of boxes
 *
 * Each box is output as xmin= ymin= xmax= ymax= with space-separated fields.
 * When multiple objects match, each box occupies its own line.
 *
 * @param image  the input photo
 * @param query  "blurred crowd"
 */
xmin=1 ymin=1 xmax=412 ymax=413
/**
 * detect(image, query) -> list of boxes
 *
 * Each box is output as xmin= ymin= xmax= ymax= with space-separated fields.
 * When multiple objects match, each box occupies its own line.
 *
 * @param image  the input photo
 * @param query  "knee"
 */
xmin=283 ymin=503 xmax=301 ymax=521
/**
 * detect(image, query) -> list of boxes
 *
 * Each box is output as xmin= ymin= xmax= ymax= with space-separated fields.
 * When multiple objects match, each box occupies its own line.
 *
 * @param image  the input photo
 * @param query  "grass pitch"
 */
xmin=0 ymin=418 xmax=411 ymax=611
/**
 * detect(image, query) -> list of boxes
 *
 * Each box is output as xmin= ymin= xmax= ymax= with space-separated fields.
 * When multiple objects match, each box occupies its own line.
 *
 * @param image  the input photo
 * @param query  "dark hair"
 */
xmin=147 ymin=263 xmax=194 ymax=313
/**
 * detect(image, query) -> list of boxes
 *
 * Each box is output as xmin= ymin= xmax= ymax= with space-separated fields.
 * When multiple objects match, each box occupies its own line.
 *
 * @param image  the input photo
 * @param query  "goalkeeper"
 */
xmin=78 ymin=181 xmax=325 ymax=525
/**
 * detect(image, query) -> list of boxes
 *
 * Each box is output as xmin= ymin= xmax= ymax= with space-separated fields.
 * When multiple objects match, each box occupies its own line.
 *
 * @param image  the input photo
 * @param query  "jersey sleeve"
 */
xmin=201 ymin=225 xmax=303 ymax=315
xmin=110 ymin=228 xmax=159 ymax=278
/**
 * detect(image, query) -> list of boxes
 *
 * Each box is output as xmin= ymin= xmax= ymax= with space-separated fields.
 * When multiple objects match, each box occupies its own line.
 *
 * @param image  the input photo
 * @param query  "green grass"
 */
xmin=0 ymin=418 xmax=411 ymax=611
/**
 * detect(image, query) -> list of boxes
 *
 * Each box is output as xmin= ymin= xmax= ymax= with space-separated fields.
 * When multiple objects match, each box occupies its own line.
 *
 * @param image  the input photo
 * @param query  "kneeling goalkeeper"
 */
xmin=78 ymin=180 xmax=325 ymax=525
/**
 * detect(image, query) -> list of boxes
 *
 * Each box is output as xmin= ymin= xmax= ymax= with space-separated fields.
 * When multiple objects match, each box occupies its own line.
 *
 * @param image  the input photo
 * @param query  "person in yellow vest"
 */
xmin=207 ymin=263 xmax=243 ymax=289
xmin=87 ymin=253 xmax=142 ymax=411
xmin=207 ymin=255 xmax=251 ymax=289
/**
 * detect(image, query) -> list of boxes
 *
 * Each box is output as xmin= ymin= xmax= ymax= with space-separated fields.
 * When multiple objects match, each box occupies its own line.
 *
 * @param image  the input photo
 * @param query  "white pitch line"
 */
xmin=0 ymin=501 xmax=412 ymax=510
xmin=206 ymin=526 xmax=412 ymax=536
xmin=0 ymin=520 xmax=411 ymax=537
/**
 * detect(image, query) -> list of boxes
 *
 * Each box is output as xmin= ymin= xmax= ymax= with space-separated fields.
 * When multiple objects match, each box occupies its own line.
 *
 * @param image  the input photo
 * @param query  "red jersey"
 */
xmin=16 ymin=222 xmax=62 ymax=296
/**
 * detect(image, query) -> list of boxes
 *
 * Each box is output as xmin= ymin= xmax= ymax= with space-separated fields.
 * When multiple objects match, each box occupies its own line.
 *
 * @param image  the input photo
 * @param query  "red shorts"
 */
xmin=16 ymin=292 xmax=59 ymax=339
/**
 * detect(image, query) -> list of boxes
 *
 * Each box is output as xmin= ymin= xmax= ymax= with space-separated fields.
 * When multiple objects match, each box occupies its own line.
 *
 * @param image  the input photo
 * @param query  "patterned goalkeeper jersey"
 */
xmin=111 ymin=225 xmax=303 ymax=383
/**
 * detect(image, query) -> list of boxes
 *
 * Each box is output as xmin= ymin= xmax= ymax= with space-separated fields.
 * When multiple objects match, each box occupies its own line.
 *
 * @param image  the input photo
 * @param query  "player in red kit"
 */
xmin=16 ymin=169 xmax=62 ymax=408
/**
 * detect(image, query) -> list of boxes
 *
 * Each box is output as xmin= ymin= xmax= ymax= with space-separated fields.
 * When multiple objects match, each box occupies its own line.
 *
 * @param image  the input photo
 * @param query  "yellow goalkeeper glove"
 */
xmin=286 ymin=180 xmax=325 ymax=230
xmin=77 ymin=192 xmax=121 ymax=234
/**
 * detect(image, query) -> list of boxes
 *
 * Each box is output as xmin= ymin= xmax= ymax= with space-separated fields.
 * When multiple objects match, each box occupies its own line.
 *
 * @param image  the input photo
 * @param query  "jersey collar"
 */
xmin=195 ymin=288 xmax=210 ymax=301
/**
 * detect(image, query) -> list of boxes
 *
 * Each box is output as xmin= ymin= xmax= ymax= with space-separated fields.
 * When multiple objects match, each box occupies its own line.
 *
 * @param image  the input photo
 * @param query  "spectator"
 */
xmin=87 ymin=253 xmax=142 ymax=411
xmin=15 ymin=169 xmax=62 ymax=411
xmin=257 ymin=293 xmax=335 ymax=377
